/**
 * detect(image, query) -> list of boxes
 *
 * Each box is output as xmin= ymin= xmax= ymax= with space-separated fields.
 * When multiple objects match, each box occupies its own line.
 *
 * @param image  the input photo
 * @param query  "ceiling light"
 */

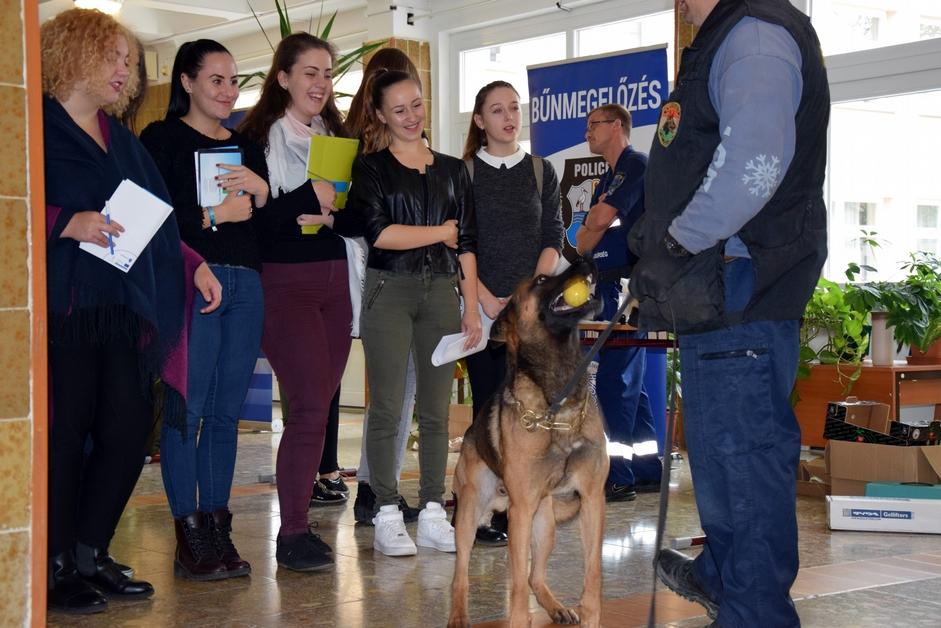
xmin=74 ymin=0 xmax=124 ymax=15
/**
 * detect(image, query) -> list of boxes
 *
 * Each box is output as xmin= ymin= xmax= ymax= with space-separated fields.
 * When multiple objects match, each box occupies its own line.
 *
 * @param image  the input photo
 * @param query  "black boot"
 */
xmin=655 ymin=548 xmax=719 ymax=619
xmin=354 ymin=482 xmax=377 ymax=524
xmin=77 ymin=544 xmax=154 ymax=599
xmin=173 ymin=512 xmax=228 ymax=581
xmin=206 ymin=509 xmax=251 ymax=578
xmin=48 ymin=551 xmax=107 ymax=614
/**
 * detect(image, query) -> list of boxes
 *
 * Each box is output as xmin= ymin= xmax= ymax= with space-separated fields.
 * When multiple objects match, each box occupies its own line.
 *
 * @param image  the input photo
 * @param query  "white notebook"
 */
xmin=79 ymin=179 xmax=174 ymax=273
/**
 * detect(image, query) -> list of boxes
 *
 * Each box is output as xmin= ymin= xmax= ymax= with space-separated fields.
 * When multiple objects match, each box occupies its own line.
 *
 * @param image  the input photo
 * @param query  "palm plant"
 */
xmin=240 ymin=0 xmax=385 ymax=93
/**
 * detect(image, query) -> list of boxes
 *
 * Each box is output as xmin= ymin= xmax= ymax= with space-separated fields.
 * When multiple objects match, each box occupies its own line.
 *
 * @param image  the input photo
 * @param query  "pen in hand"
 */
xmin=105 ymin=201 xmax=114 ymax=256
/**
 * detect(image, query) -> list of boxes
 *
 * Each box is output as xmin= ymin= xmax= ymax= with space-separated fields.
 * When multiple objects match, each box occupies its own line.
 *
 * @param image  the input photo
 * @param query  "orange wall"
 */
xmin=0 ymin=0 xmax=47 ymax=625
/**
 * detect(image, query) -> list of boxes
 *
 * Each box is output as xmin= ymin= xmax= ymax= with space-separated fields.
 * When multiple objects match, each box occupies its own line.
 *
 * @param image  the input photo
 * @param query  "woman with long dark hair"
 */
xmin=238 ymin=33 xmax=352 ymax=572
xmin=41 ymin=9 xmax=221 ymax=613
xmin=140 ymin=39 xmax=271 ymax=581
xmin=345 ymin=47 xmax=423 ymax=526
xmin=314 ymin=69 xmax=481 ymax=557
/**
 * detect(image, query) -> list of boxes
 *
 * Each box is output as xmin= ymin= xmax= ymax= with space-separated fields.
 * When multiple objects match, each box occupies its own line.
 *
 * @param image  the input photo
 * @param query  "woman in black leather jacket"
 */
xmin=327 ymin=68 xmax=481 ymax=556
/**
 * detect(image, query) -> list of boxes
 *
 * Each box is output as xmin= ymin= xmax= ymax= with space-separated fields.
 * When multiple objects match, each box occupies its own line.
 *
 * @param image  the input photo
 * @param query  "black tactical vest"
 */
xmin=632 ymin=0 xmax=829 ymax=333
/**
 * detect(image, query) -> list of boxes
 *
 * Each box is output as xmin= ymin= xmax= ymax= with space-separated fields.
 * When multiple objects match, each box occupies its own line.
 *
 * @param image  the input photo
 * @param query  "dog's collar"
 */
xmin=511 ymin=392 xmax=591 ymax=433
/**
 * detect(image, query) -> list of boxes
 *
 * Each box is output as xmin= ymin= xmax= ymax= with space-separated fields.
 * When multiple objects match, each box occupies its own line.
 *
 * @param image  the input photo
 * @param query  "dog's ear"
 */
xmin=490 ymin=300 xmax=516 ymax=345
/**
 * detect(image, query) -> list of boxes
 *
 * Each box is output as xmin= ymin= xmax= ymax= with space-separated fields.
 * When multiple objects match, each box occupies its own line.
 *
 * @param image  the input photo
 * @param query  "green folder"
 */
xmin=302 ymin=135 xmax=360 ymax=235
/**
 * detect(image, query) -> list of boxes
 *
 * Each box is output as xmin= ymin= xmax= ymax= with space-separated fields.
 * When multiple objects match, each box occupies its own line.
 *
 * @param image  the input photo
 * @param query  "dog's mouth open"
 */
xmin=548 ymin=272 xmax=598 ymax=317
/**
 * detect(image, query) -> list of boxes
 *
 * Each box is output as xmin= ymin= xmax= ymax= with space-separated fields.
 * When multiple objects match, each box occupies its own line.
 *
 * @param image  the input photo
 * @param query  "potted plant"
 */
xmin=241 ymin=1 xmax=385 ymax=89
xmin=843 ymin=278 xmax=907 ymax=366
xmin=886 ymin=252 xmax=941 ymax=364
xmin=795 ymin=269 xmax=870 ymax=402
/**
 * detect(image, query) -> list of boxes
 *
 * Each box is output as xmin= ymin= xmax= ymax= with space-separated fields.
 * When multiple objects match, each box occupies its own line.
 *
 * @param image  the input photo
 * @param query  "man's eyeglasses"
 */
xmin=586 ymin=119 xmax=616 ymax=132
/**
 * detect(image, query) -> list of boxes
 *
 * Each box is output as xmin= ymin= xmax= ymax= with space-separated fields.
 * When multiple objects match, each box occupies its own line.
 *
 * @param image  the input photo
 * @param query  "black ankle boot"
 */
xmin=173 ymin=512 xmax=228 ymax=581
xmin=48 ymin=551 xmax=107 ymax=614
xmin=77 ymin=545 xmax=154 ymax=599
xmin=206 ymin=509 xmax=251 ymax=578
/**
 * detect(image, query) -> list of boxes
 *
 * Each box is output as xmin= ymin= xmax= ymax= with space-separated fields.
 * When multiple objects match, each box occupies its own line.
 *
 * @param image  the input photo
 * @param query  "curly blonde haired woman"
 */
xmin=42 ymin=9 xmax=220 ymax=614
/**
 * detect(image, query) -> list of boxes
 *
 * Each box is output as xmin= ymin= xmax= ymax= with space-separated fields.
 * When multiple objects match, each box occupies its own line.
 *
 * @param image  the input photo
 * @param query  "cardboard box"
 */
xmin=828 ymin=398 xmax=890 ymax=432
xmin=865 ymin=482 xmax=941 ymax=500
xmin=824 ymin=399 xmax=940 ymax=446
xmin=448 ymin=403 xmax=473 ymax=440
xmin=827 ymin=440 xmax=941 ymax=496
xmin=827 ymin=495 xmax=941 ymax=534
xmin=797 ymin=457 xmax=830 ymax=497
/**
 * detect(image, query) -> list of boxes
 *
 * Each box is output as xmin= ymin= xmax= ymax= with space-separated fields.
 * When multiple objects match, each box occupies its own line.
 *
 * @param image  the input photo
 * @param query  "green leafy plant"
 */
xmin=796 ymin=273 xmax=870 ymax=398
xmin=886 ymin=252 xmax=941 ymax=352
xmin=240 ymin=1 xmax=385 ymax=92
xmin=793 ymin=231 xmax=888 ymax=404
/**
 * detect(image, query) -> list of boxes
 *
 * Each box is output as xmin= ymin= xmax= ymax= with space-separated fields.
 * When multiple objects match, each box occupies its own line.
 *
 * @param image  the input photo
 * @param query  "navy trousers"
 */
xmin=595 ymin=280 xmax=662 ymax=486
xmin=679 ymin=259 xmax=801 ymax=628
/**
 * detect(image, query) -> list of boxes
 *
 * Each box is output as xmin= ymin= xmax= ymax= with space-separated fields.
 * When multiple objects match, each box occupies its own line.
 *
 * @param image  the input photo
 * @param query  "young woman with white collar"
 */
xmin=460 ymin=81 xmax=563 ymax=544
xmin=462 ymin=80 xmax=563 ymax=425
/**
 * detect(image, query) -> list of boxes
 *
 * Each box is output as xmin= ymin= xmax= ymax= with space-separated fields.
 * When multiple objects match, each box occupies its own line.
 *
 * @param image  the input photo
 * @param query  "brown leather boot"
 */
xmin=206 ymin=509 xmax=251 ymax=578
xmin=173 ymin=512 xmax=227 ymax=581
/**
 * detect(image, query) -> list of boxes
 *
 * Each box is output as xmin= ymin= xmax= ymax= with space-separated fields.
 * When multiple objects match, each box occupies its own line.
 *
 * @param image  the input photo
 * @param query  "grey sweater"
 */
xmin=471 ymin=154 xmax=563 ymax=297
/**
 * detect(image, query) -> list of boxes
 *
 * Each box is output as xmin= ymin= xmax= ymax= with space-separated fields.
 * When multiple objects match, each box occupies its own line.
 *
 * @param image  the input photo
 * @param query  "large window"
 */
xmin=459 ymin=32 xmax=566 ymax=112
xmin=575 ymin=12 xmax=675 ymax=78
xmin=811 ymin=0 xmax=941 ymax=55
xmin=827 ymin=90 xmax=941 ymax=281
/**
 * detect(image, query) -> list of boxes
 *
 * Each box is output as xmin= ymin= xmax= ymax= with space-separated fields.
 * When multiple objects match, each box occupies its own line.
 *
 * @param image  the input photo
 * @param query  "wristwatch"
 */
xmin=663 ymin=233 xmax=691 ymax=258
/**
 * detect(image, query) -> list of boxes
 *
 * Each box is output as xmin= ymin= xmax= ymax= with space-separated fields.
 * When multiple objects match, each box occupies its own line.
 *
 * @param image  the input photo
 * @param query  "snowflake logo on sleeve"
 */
xmin=741 ymin=154 xmax=781 ymax=198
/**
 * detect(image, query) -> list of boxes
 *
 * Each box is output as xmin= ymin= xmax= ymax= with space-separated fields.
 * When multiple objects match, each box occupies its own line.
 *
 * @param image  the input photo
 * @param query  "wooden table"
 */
xmin=794 ymin=362 xmax=941 ymax=447
xmin=578 ymin=322 xmax=672 ymax=349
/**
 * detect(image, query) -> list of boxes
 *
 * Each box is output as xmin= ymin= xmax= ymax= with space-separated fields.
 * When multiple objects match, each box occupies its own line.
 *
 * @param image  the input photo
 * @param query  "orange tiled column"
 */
xmin=0 ymin=0 xmax=47 ymax=625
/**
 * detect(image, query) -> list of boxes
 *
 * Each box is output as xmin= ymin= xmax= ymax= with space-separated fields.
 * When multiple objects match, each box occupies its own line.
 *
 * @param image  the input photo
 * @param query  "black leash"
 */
xmin=647 ymin=311 xmax=679 ymax=628
xmin=545 ymin=295 xmax=637 ymax=419
xmin=545 ymin=294 xmax=679 ymax=628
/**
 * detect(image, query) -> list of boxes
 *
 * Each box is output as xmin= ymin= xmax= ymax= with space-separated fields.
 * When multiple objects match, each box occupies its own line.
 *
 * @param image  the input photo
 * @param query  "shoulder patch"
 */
xmin=606 ymin=173 xmax=625 ymax=196
xmin=657 ymin=102 xmax=681 ymax=147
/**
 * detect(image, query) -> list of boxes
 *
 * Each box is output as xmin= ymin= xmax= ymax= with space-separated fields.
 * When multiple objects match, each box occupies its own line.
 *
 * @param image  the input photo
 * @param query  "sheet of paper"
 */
xmin=79 ymin=179 xmax=174 ymax=273
xmin=431 ymin=305 xmax=495 ymax=367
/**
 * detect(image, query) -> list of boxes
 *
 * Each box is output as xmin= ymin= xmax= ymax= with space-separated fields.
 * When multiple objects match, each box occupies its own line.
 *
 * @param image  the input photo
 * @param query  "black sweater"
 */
xmin=141 ymin=117 xmax=269 ymax=271
xmin=141 ymin=117 xmax=345 ymax=266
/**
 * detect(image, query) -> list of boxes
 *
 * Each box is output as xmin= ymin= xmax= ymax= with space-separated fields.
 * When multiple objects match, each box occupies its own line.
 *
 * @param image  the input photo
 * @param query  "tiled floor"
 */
xmin=48 ymin=408 xmax=941 ymax=627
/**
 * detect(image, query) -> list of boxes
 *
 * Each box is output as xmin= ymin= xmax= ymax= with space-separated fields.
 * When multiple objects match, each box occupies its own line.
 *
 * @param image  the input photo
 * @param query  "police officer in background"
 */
xmin=576 ymin=104 xmax=662 ymax=503
xmin=629 ymin=0 xmax=829 ymax=626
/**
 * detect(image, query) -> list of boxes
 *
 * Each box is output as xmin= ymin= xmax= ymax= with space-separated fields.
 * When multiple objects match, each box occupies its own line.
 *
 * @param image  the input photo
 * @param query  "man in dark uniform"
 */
xmin=576 ymin=104 xmax=662 ymax=502
xmin=629 ymin=1 xmax=829 ymax=626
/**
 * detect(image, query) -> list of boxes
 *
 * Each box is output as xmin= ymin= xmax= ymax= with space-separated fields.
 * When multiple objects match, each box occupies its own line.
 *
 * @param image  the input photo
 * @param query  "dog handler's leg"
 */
xmin=576 ymin=476 xmax=605 ymax=628
xmin=530 ymin=496 xmax=579 ymax=624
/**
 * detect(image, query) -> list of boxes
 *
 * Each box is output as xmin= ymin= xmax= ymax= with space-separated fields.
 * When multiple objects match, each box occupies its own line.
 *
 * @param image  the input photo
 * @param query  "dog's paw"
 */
xmin=549 ymin=606 xmax=581 ymax=624
xmin=446 ymin=615 xmax=471 ymax=628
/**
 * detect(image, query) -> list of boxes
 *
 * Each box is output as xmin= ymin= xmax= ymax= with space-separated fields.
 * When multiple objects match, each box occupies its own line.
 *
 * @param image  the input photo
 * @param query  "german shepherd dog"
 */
xmin=448 ymin=259 xmax=609 ymax=628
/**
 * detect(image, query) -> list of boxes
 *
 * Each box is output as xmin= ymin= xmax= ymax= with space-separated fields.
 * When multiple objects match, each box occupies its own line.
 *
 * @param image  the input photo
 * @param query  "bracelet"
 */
xmin=207 ymin=206 xmax=218 ymax=232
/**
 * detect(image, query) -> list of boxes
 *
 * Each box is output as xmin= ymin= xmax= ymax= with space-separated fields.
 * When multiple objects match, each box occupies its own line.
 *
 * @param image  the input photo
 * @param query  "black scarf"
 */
xmin=44 ymin=96 xmax=188 ymax=428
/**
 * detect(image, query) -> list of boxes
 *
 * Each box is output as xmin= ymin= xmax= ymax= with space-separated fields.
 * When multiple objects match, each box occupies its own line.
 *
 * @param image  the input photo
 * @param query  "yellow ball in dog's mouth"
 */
xmin=562 ymin=279 xmax=590 ymax=307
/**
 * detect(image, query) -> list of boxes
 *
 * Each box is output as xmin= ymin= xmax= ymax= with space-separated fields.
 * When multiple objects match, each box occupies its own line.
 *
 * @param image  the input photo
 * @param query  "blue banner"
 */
xmin=527 ymin=46 xmax=668 ymax=261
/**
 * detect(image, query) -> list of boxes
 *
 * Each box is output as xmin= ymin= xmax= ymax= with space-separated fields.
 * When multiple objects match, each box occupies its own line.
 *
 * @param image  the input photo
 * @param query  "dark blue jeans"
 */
xmin=161 ymin=265 xmax=264 ymax=517
xmin=679 ymin=259 xmax=801 ymax=628
xmin=595 ymin=280 xmax=662 ymax=486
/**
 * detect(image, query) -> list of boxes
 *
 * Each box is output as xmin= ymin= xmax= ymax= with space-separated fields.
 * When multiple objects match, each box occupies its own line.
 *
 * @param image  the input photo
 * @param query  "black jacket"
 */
xmin=340 ymin=148 xmax=477 ymax=275
xmin=633 ymin=0 xmax=829 ymax=333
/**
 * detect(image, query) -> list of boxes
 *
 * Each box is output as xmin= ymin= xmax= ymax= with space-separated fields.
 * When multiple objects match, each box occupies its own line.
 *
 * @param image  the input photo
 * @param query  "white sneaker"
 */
xmin=373 ymin=504 xmax=417 ymax=556
xmin=416 ymin=502 xmax=456 ymax=552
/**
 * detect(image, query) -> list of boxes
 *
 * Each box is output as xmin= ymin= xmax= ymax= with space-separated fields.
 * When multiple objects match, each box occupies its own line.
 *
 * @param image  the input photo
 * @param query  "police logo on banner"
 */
xmin=657 ymin=102 xmax=681 ymax=147
xmin=560 ymin=156 xmax=607 ymax=262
